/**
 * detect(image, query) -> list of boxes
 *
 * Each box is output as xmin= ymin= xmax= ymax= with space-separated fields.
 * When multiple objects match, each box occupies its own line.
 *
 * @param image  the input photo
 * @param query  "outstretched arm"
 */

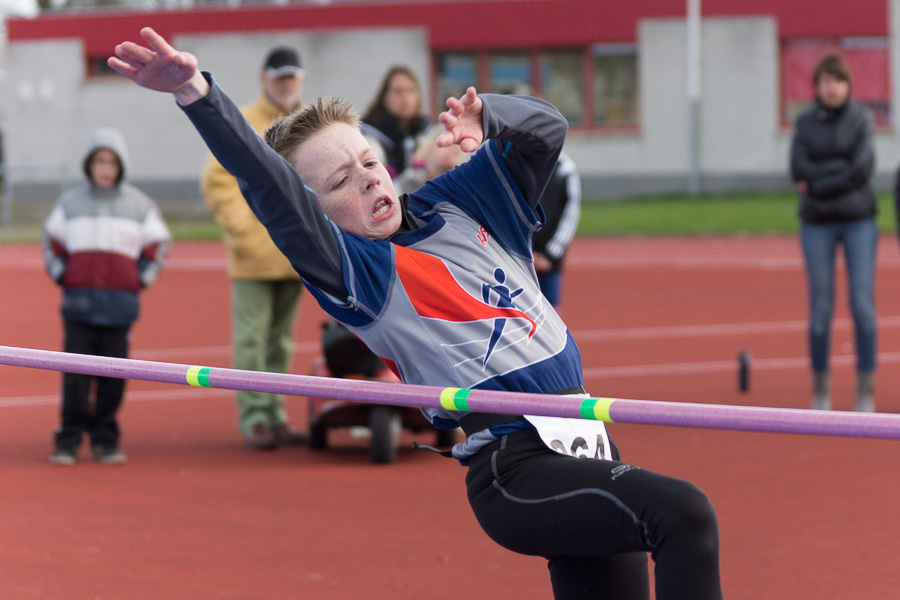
xmin=108 ymin=28 xmax=352 ymax=303
xmin=107 ymin=27 xmax=209 ymax=106
xmin=436 ymin=87 xmax=484 ymax=153
xmin=435 ymin=86 xmax=567 ymax=209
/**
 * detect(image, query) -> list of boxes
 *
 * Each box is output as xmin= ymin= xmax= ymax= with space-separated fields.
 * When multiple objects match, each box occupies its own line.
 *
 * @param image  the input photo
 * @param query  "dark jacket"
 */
xmin=361 ymin=113 xmax=428 ymax=177
xmin=790 ymin=98 xmax=876 ymax=223
xmin=534 ymin=152 xmax=580 ymax=272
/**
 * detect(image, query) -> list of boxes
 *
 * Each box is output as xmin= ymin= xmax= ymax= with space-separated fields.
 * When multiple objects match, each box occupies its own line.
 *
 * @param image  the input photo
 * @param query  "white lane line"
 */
xmin=584 ymin=352 xmax=900 ymax=379
xmin=0 ymin=258 xmax=230 ymax=271
xmin=574 ymin=315 xmax=900 ymax=342
xmin=130 ymin=342 xmax=319 ymax=361
xmin=5 ymin=316 xmax=900 ymax=404
xmin=568 ymin=256 xmax=806 ymax=269
xmin=4 ymin=351 xmax=899 ymax=406
xmin=0 ymin=387 xmax=232 ymax=408
xmin=2 ymin=351 xmax=893 ymax=406
xmin=567 ymin=255 xmax=900 ymax=270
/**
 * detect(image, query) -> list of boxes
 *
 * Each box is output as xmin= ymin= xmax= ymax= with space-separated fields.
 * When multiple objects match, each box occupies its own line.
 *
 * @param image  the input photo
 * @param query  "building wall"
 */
xmin=3 ymin=1 xmax=900 ymax=207
xmin=563 ymin=17 xmax=790 ymax=197
xmin=2 ymin=27 xmax=428 ymax=210
xmin=569 ymin=13 xmax=900 ymax=198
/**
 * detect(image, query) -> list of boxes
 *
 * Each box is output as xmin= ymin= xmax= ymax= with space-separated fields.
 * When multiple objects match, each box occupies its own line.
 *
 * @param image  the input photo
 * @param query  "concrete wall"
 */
xmin=4 ymin=14 xmax=900 ymax=211
xmin=571 ymin=16 xmax=900 ymax=198
xmin=2 ymin=27 xmax=428 ymax=213
xmin=565 ymin=17 xmax=794 ymax=198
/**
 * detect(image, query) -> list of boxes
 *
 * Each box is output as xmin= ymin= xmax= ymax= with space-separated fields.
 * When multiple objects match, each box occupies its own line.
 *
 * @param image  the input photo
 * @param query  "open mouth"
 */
xmin=372 ymin=196 xmax=392 ymax=219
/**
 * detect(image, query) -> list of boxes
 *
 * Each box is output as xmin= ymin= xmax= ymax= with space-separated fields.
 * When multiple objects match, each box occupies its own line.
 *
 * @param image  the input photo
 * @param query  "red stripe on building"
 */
xmin=6 ymin=0 xmax=887 ymax=58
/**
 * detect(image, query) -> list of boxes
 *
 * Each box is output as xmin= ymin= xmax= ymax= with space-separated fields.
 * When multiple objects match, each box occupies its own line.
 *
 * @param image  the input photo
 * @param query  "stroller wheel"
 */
xmin=369 ymin=406 xmax=401 ymax=463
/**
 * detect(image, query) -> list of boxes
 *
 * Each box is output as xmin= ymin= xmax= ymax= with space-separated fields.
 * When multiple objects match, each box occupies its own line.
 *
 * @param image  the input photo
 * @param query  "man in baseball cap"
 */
xmin=264 ymin=47 xmax=305 ymax=80
xmin=201 ymin=46 xmax=308 ymax=450
xmin=262 ymin=47 xmax=306 ymax=113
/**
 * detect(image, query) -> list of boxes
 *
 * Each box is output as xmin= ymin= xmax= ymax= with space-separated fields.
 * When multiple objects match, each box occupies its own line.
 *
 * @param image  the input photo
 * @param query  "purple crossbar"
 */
xmin=606 ymin=399 xmax=900 ymax=439
xmin=1 ymin=345 xmax=899 ymax=440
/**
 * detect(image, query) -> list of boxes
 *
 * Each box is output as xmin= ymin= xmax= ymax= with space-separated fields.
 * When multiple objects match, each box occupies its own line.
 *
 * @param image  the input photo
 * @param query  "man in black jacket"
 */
xmin=533 ymin=152 xmax=581 ymax=308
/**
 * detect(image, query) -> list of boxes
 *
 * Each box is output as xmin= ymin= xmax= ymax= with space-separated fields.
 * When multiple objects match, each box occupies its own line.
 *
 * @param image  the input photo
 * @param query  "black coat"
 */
xmin=361 ymin=113 xmax=428 ymax=176
xmin=790 ymin=98 xmax=876 ymax=223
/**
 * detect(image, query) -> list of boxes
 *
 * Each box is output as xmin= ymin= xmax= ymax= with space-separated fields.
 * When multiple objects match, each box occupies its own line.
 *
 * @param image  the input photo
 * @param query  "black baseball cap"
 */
xmin=264 ymin=47 xmax=304 ymax=78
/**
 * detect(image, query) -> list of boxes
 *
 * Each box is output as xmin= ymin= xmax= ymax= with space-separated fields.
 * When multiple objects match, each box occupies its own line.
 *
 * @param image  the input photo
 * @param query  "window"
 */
xmin=489 ymin=51 xmax=532 ymax=95
xmin=540 ymin=50 xmax=583 ymax=126
xmin=436 ymin=53 xmax=477 ymax=109
xmin=782 ymin=37 xmax=890 ymax=127
xmin=87 ymin=55 xmax=119 ymax=78
xmin=435 ymin=45 xmax=639 ymax=131
xmin=592 ymin=45 xmax=638 ymax=127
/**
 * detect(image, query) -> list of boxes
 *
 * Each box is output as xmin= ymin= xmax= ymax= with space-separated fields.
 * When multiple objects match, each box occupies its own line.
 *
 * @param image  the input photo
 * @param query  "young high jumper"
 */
xmin=109 ymin=28 xmax=723 ymax=599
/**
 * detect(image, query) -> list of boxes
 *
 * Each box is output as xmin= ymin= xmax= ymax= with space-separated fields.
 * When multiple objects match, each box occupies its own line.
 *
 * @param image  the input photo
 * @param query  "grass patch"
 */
xmin=577 ymin=191 xmax=897 ymax=236
xmin=0 ymin=215 xmax=223 ymax=244
xmin=0 ymin=223 xmax=43 ymax=243
xmin=3 ymin=192 xmax=896 ymax=243
xmin=166 ymin=218 xmax=223 ymax=241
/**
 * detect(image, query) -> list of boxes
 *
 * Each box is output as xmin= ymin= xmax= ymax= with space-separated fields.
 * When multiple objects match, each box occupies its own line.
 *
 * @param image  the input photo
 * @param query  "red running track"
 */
xmin=1 ymin=236 xmax=898 ymax=599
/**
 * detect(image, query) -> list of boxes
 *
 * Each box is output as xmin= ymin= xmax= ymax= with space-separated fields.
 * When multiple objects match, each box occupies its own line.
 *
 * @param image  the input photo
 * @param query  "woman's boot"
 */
xmin=855 ymin=371 xmax=875 ymax=412
xmin=811 ymin=371 xmax=830 ymax=410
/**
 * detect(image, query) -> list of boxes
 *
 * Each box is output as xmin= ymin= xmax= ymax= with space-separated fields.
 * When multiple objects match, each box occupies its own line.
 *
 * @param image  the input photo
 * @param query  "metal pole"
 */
xmin=0 ymin=164 xmax=10 ymax=224
xmin=686 ymin=0 xmax=702 ymax=196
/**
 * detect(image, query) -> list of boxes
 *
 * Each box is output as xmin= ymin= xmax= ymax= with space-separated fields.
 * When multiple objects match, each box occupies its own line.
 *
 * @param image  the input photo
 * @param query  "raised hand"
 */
xmin=436 ymin=87 xmax=484 ymax=153
xmin=108 ymin=27 xmax=209 ymax=104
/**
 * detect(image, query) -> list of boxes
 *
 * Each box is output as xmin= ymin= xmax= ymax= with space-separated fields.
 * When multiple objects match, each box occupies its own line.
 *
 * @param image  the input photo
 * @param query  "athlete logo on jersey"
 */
xmin=476 ymin=226 xmax=490 ymax=246
xmin=394 ymin=246 xmax=537 ymax=369
xmin=481 ymin=268 xmax=523 ymax=366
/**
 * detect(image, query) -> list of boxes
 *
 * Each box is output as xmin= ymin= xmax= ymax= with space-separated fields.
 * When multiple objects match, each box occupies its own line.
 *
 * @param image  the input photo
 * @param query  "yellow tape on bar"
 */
xmin=439 ymin=387 xmax=471 ymax=411
xmin=186 ymin=366 xmax=212 ymax=387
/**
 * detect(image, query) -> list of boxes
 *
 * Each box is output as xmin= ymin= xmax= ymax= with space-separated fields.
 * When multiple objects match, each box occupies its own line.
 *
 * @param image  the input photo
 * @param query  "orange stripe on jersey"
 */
xmin=380 ymin=356 xmax=401 ymax=381
xmin=394 ymin=245 xmax=536 ymax=338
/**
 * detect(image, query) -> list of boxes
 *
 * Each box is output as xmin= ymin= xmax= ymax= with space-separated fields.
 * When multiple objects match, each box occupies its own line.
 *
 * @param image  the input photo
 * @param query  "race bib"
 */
xmin=524 ymin=414 xmax=613 ymax=461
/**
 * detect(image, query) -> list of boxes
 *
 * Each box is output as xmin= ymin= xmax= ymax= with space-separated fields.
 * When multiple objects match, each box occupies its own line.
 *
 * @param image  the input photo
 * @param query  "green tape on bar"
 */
xmin=580 ymin=397 xmax=615 ymax=422
xmin=186 ymin=366 xmax=212 ymax=387
xmin=439 ymin=387 xmax=471 ymax=411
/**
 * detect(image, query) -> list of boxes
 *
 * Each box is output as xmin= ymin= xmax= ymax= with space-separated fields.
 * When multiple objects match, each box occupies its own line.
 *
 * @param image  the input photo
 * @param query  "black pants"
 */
xmin=55 ymin=320 xmax=130 ymax=451
xmin=465 ymin=428 xmax=722 ymax=600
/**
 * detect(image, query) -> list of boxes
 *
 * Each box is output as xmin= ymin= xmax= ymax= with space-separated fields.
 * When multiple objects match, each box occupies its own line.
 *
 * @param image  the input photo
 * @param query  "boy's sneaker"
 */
xmin=92 ymin=446 xmax=127 ymax=465
xmin=49 ymin=447 xmax=77 ymax=466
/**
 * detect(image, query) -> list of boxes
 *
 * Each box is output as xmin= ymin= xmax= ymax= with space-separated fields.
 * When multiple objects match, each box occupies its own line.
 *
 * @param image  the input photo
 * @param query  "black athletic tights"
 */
xmin=465 ymin=428 xmax=723 ymax=600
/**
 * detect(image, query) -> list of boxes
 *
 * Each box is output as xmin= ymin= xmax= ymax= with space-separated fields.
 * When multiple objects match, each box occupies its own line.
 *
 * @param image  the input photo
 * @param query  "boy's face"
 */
xmin=88 ymin=149 xmax=121 ymax=188
xmin=291 ymin=122 xmax=402 ymax=240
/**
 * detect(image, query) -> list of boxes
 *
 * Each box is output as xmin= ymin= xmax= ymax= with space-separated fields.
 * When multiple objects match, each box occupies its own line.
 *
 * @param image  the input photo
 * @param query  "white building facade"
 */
xmin=3 ymin=0 xmax=900 ymax=212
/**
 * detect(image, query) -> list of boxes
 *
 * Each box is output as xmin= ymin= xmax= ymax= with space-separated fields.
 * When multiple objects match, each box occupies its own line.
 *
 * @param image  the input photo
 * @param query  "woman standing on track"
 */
xmin=790 ymin=50 xmax=878 ymax=412
xmin=109 ymin=28 xmax=723 ymax=599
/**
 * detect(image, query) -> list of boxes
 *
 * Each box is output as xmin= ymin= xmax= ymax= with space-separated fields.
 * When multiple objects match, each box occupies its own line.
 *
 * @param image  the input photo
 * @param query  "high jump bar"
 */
xmin=1 ymin=345 xmax=899 ymax=440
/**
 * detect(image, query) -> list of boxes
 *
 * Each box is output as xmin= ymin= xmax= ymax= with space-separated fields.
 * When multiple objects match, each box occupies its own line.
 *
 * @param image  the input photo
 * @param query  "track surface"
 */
xmin=1 ymin=236 xmax=898 ymax=599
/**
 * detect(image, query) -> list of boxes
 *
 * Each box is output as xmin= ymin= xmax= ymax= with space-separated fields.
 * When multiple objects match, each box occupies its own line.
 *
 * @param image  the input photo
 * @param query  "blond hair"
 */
xmin=265 ymin=97 xmax=360 ymax=162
